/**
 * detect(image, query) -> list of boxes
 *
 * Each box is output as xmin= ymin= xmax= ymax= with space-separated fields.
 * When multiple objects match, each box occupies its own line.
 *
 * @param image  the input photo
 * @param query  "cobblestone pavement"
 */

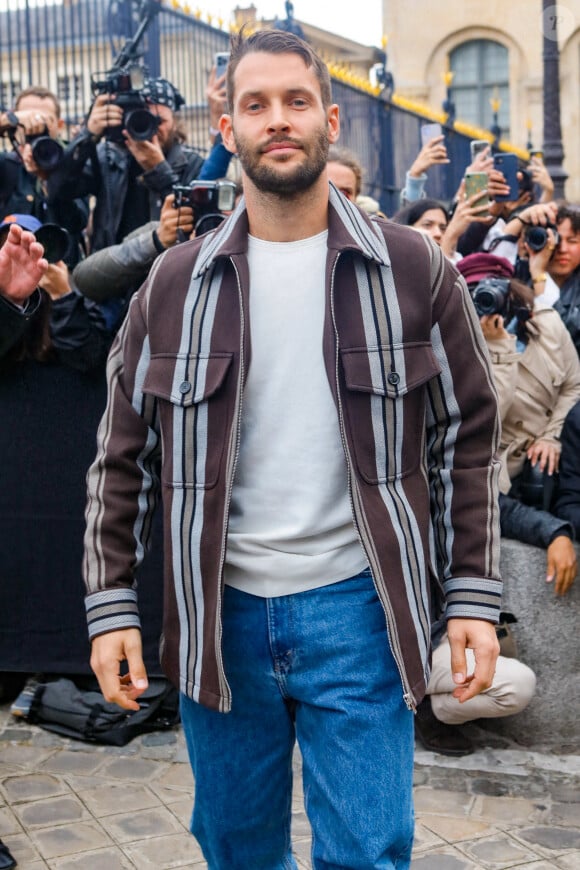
xmin=1 ymin=701 xmax=579 ymax=869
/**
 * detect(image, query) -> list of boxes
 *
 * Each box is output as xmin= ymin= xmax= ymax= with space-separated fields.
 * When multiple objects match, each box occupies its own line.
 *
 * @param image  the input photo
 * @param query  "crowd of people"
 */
xmin=0 ymin=26 xmax=579 ymax=870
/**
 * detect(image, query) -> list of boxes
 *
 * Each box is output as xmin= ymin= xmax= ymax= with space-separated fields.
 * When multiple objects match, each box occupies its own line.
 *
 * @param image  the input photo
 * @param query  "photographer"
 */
xmin=457 ymin=252 xmax=580 ymax=596
xmin=0 ymin=87 xmax=89 ymax=267
xmin=72 ymin=191 xmax=194 ymax=304
xmin=48 ymin=75 xmax=226 ymax=253
xmin=0 ymin=215 xmax=110 ymax=372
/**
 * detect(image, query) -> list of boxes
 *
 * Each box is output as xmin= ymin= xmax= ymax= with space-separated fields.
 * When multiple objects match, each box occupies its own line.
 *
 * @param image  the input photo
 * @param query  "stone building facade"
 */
xmin=383 ymin=0 xmax=580 ymax=200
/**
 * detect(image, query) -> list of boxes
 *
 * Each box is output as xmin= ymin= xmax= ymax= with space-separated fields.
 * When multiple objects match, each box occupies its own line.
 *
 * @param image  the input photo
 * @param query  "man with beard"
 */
xmin=83 ymin=28 xmax=502 ymax=869
xmin=48 ymin=77 xmax=206 ymax=252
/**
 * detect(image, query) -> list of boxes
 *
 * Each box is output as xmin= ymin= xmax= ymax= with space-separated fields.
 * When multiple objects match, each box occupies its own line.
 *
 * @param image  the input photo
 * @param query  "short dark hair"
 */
xmin=556 ymin=202 xmax=580 ymax=234
xmin=15 ymin=86 xmax=61 ymax=119
xmin=391 ymin=198 xmax=449 ymax=227
xmin=327 ymin=146 xmax=363 ymax=198
xmin=226 ymin=27 xmax=332 ymax=112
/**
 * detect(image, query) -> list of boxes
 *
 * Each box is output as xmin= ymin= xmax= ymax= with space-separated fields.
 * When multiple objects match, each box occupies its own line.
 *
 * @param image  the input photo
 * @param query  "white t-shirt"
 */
xmin=224 ymin=230 xmax=367 ymax=597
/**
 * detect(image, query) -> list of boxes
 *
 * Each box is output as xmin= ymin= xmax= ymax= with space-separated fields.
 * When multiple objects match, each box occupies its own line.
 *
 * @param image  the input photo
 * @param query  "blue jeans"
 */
xmin=180 ymin=569 xmax=415 ymax=869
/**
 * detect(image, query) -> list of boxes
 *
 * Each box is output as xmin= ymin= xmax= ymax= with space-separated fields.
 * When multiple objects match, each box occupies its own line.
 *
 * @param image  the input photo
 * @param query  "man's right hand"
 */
xmin=86 ymin=93 xmax=124 ymax=139
xmin=90 ymin=628 xmax=149 ymax=711
xmin=0 ymin=224 xmax=48 ymax=304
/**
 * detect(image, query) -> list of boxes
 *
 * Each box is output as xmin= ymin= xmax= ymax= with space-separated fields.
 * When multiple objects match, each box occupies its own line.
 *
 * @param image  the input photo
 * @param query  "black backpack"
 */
xmin=26 ymin=676 xmax=180 ymax=746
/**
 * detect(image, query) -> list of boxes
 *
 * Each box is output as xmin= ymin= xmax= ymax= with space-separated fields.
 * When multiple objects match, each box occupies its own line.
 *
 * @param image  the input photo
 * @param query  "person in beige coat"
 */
xmin=415 ymin=251 xmax=579 ymax=758
xmin=457 ymin=252 xmax=579 ymax=598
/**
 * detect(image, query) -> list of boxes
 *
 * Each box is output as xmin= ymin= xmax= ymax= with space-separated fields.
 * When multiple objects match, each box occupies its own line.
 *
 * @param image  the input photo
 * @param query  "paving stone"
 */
xmin=122 ymin=830 xmax=205 ymax=867
xmin=470 ymin=777 xmax=511 ymax=797
xmin=546 ymin=803 xmax=580 ymax=827
xmin=166 ymin=797 xmax=194 ymax=829
xmin=410 ymin=849 xmax=477 ymax=868
xmin=30 ymin=820 xmax=112 ymax=859
xmin=49 ymin=846 xmax=136 ymax=868
xmin=471 ymin=795 xmax=544 ymax=825
xmin=96 ymin=756 xmax=169 ymax=783
xmin=142 ymin=731 xmax=178 ymax=747
xmin=290 ymin=809 xmax=311 ymax=840
xmin=413 ymin=788 xmax=473 ymax=816
xmin=0 ymin=805 xmax=21 ymax=836
xmin=518 ymin=825 xmax=580 ymax=851
xmin=556 ymin=853 xmax=580 ymax=868
xmin=461 ymin=834 xmax=540 ymax=867
xmin=13 ymin=795 xmax=90 ymax=828
xmin=0 ymin=728 xmax=34 ymax=741
xmin=0 ymin=745 xmax=55 ymax=769
xmin=3 ymin=829 xmax=51 ymax=864
xmin=550 ymin=784 xmax=580 ymax=804
xmin=1 ymin=772 xmax=66 ymax=803
xmin=151 ymin=783 xmax=193 ymax=806
xmin=419 ymin=814 xmax=496 ymax=844
xmin=155 ymin=763 xmax=194 ymax=791
xmin=75 ymin=782 xmax=161 ymax=817
xmin=411 ymin=821 xmax=445 ymax=852
xmin=41 ymin=750 xmax=107 ymax=776
xmin=98 ymin=806 xmax=185 ymax=843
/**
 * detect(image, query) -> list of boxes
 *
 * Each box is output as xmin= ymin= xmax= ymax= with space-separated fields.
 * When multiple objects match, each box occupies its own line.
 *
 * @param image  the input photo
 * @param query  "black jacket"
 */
xmin=0 ymin=151 xmax=89 ymax=267
xmin=48 ymin=130 xmax=204 ymax=251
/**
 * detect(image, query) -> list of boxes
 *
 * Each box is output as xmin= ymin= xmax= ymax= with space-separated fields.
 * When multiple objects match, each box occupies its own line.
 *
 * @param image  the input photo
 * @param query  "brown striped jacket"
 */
xmin=83 ymin=186 xmax=503 ymax=712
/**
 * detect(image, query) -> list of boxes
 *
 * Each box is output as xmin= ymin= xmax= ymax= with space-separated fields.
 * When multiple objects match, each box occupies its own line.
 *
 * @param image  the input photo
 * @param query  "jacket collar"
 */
xmin=192 ymin=182 xmax=390 ymax=278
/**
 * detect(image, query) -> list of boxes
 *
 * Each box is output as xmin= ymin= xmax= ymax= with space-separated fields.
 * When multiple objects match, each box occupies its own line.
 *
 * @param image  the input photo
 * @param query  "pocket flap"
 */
xmin=340 ymin=344 xmax=441 ymax=398
xmin=142 ymin=353 xmax=233 ymax=406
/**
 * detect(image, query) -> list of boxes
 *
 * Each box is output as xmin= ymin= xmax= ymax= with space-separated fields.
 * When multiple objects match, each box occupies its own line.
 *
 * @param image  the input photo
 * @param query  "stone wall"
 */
xmin=486 ymin=537 xmax=580 ymax=750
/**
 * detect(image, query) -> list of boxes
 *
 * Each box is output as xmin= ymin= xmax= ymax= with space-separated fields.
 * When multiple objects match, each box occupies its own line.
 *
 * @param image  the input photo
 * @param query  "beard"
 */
xmin=233 ymin=126 xmax=329 ymax=197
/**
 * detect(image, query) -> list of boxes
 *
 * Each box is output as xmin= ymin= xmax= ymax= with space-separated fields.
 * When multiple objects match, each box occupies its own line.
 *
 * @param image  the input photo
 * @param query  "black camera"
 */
xmin=471 ymin=277 xmax=511 ymax=317
xmin=25 ymin=127 xmax=63 ymax=172
xmin=524 ymin=222 xmax=560 ymax=253
xmin=91 ymin=64 xmax=161 ymax=142
xmin=0 ymin=222 xmax=70 ymax=264
xmin=173 ymin=180 xmax=237 ymax=236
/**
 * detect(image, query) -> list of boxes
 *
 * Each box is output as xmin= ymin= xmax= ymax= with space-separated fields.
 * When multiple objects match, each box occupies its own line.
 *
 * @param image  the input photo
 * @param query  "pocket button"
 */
xmin=179 ymin=381 xmax=192 ymax=394
xmin=387 ymin=372 xmax=400 ymax=386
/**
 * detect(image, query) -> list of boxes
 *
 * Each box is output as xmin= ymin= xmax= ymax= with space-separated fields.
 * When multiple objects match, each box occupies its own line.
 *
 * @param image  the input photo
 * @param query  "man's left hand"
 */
xmin=447 ymin=618 xmax=499 ymax=703
xmin=123 ymin=132 xmax=165 ymax=171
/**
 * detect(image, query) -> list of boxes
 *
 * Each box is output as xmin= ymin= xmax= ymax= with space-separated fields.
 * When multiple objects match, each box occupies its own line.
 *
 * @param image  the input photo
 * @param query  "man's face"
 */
xmin=326 ymin=161 xmax=357 ymax=200
xmin=550 ymin=218 xmax=580 ymax=282
xmin=15 ymin=95 xmax=63 ymax=175
xmin=220 ymin=51 xmax=339 ymax=198
xmin=147 ymin=103 xmax=176 ymax=152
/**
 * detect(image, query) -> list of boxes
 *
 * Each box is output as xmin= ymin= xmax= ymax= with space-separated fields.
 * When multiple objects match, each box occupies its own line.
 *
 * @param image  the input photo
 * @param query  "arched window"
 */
xmin=449 ymin=39 xmax=510 ymax=136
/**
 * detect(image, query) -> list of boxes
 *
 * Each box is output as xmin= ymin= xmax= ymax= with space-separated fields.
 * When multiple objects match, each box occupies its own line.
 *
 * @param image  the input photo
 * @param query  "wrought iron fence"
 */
xmin=0 ymin=0 xmax=476 ymax=214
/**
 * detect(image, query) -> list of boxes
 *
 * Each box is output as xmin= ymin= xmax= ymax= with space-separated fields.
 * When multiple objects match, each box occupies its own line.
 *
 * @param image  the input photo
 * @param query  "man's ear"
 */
xmin=327 ymin=104 xmax=340 ymax=145
xmin=219 ymin=114 xmax=237 ymax=155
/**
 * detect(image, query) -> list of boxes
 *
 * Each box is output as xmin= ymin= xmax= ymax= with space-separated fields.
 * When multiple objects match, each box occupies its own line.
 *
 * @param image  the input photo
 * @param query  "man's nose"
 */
xmin=266 ymin=103 xmax=291 ymax=131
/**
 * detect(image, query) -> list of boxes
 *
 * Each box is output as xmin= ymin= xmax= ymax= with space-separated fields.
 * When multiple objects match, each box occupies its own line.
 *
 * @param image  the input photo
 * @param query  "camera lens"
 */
xmin=30 ymin=136 xmax=63 ymax=171
xmin=124 ymin=108 xmax=159 ymax=141
xmin=525 ymin=226 xmax=549 ymax=252
xmin=34 ymin=224 xmax=70 ymax=263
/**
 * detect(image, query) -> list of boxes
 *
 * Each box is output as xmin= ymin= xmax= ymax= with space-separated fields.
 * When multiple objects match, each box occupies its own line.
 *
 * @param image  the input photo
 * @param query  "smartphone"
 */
xmin=493 ymin=152 xmax=519 ymax=201
xmin=465 ymin=172 xmax=491 ymax=217
xmin=420 ymin=122 xmax=442 ymax=147
xmin=215 ymin=51 xmax=230 ymax=81
xmin=529 ymin=149 xmax=544 ymax=161
xmin=470 ymin=139 xmax=490 ymax=162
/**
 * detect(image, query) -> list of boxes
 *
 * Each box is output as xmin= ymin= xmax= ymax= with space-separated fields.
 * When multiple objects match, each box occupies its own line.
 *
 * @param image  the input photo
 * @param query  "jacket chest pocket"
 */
xmin=142 ymin=352 xmax=234 ymax=489
xmin=340 ymin=344 xmax=440 ymax=484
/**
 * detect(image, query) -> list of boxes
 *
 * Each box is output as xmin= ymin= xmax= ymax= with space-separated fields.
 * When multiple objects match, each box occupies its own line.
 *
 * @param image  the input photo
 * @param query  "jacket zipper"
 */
xmin=329 ymin=253 xmax=416 ymax=712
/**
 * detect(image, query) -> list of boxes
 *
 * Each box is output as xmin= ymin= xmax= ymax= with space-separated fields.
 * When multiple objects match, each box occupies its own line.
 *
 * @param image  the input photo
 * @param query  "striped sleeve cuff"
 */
xmin=85 ymin=588 xmax=141 ymax=640
xmin=443 ymin=577 xmax=503 ymax=624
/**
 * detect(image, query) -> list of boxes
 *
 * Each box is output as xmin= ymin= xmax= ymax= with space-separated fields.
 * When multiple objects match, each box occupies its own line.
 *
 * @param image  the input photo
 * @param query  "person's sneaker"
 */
xmin=10 ymin=676 xmax=42 ymax=719
xmin=414 ymin=696 xmax=474 ymax=757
